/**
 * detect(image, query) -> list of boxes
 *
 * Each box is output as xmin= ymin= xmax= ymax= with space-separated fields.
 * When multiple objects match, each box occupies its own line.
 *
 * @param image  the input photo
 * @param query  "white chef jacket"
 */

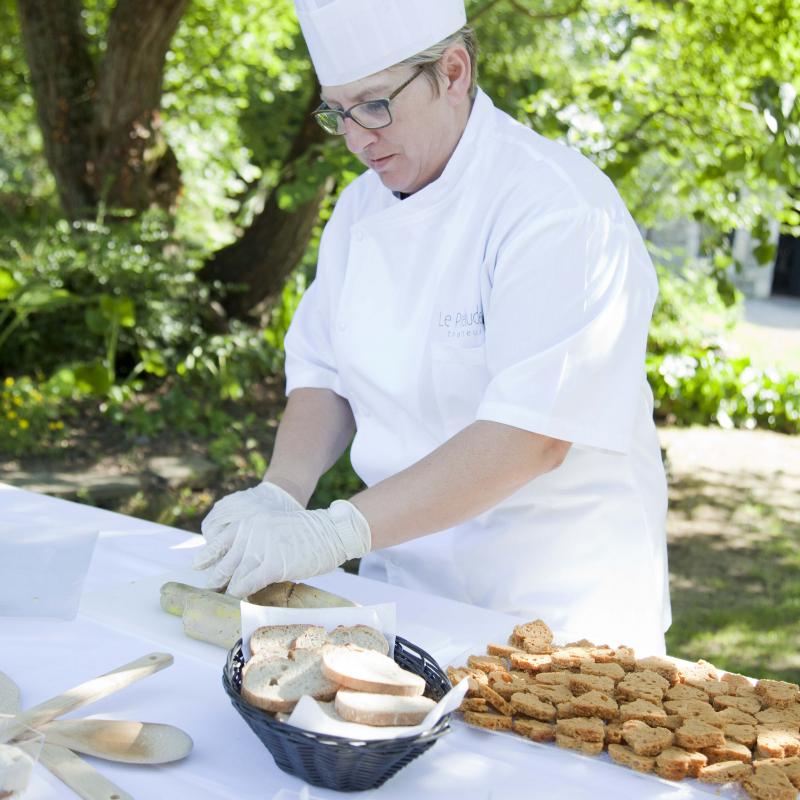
xmin=284 ymin=88 xmax=671 ymax=655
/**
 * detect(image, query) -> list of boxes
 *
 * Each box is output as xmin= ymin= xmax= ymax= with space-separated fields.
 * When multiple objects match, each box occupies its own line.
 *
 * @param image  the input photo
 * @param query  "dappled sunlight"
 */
xmin=663 ymin=426 xmax=800 ymax=682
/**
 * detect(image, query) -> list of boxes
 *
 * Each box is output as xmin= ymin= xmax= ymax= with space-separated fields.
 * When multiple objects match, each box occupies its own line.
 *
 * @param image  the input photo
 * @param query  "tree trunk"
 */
xmin=16 ymin=0 xmax=187 ymax=220
xmin=200 ymin=87 xmax=330 ymax=319
xmin=16 ymin=0 xmax=97 ymax=219
xmin=92 ymin=0 xmax=188 ymax=212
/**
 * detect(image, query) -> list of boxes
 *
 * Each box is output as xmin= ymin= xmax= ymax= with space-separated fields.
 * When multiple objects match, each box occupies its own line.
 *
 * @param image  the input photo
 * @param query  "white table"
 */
xmin=1 ymin=483 xmax=730 ymax=800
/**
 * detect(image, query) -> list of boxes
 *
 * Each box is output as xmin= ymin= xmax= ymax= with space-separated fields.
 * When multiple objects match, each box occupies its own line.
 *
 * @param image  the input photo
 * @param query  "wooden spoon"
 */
xmin=0 ymin=670 xmax=134 ymax=800
xmin=40 ymin=719 xmax=193 ymax=764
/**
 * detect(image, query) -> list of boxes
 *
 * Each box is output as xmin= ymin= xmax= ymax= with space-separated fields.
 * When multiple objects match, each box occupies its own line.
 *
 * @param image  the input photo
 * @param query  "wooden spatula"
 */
xmin=0 ymin=652 xmax=172 ymax=745
xmin=39 ymin=744 xmax=134 ymax=800
xmin=0 ymin=670 xmax=21 ymax=716
xmin=0 ymin=669 xmax=134 ymax=800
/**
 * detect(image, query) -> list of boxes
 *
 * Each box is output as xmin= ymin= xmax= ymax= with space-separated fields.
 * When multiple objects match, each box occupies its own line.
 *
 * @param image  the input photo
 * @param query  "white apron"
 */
xmin=285 ymin=89 xmax=671 ymax=655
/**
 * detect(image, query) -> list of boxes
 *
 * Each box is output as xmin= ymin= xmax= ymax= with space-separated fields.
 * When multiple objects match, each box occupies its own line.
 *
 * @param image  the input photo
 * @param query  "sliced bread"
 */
xmin=321 ymin=645 xmax=425 ymax=697
xmin=241 ymin=651 xmax=339 ymax=712
xmin=250 ymin=624 xmax=322 ymax=658
xmin=329 ymin=625 xmax=390 ymax=655
xmin=289 ymin=625 xmax=330 ymax=653
xmin=335 ymin=690 xmax=436 ymax=726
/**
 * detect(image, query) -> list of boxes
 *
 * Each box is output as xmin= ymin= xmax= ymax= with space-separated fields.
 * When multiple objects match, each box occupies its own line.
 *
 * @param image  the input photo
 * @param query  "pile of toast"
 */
xmin=449 ymin=619 xmax=800 ymax=800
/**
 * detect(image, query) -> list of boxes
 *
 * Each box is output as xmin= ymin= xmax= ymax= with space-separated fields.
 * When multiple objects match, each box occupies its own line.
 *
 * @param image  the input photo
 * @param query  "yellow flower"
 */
xmin=49 ymin=421 xmax=64 ymax=431
xmin=3 ymin=377 xmax=13 ymax=388
xmin=18 ymin=419 xmax=29 ymax=430
xmin=6 ymin=411 xmax=16 ymax=420
xmin=31 ymin=391 xmax=43 ymax=402
xmin=13 ymin=396 xmax=22 ymax=406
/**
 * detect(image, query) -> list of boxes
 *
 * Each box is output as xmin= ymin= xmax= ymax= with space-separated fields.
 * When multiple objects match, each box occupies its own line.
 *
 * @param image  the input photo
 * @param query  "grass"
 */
xmin=665 ymin=460 xmax=800 ymax=683
xmin=724 ymin=298 xmax=800 ymax=373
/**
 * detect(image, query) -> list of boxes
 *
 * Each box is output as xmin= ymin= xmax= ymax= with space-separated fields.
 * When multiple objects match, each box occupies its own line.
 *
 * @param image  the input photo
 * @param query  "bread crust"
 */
xmin=334 ymin=690 xmax=435 ymax=727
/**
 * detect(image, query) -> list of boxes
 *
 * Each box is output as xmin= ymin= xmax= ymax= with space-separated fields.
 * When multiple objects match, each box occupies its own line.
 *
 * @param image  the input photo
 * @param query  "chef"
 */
xmin=194 ymin=0 xmax=672 ymax=655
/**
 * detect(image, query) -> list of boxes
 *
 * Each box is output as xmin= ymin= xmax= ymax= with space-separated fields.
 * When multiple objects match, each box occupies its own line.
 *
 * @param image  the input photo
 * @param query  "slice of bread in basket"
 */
xmin=329 ymin=625 xmax=389 ymax=655
xmin=250 ymin=624 xmax=327 ymax=658
xmin=242 ymin=651 xmax=339 ymax=712
xmin=322 ymin=645 xmax=425 ymax=696
xmin=335 ymin=690 xmax=436 ymax=726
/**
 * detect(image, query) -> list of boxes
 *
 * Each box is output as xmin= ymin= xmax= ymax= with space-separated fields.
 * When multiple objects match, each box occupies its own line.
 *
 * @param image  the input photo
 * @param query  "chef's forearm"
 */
xmin=350 ymin=421 xmax=570 ymax=548
xmin=264 ymin=387 xmax=355 ymax=507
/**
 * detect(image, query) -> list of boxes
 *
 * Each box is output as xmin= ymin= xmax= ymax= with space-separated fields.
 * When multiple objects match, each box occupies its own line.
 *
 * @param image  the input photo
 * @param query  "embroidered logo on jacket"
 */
xmin=436 ymin=306 xmax=485 ymax=339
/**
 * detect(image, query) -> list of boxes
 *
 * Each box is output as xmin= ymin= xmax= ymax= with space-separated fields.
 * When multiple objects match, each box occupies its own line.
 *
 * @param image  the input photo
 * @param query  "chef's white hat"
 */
xmin=295 ymin=0 xmax=467 ymax=87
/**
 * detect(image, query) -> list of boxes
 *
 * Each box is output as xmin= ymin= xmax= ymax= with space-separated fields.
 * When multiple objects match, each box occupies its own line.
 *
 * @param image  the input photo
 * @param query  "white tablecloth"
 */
xmin=0 ymin=483 xmax=729 ymax=800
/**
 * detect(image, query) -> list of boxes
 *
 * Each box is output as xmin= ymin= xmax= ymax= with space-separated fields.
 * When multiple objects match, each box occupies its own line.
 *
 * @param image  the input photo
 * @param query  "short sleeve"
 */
xmin=284 ymin=225 xmax=342 ymax=397
xmin=476 ymin=206 xmax=657 ymax=453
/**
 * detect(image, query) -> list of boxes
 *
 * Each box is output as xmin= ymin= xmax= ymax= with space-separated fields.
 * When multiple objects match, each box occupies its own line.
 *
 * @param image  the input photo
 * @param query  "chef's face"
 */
xmin=320 ymin=47 xmax=472 ymax=195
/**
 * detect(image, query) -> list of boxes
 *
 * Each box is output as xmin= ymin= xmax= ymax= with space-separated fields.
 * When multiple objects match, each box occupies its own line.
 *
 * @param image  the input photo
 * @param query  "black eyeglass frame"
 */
xmin=312 ymin=68 xmax=425 ymax=135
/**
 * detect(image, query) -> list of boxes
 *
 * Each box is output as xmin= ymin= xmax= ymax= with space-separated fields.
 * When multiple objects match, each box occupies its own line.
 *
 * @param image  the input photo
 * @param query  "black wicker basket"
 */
xmin=222 ymin=636 xmax=453 ymax=792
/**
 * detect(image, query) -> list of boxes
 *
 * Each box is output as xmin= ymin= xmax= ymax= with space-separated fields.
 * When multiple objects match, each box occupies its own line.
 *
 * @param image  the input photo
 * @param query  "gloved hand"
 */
xmin=197 ymin=500 xmax=371 ymax=598
xmin=193 ymin=481 xmax=303 ymax=571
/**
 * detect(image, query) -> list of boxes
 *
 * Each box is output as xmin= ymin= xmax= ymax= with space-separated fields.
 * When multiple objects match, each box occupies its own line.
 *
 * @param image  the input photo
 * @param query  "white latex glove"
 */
xmin=200 ymin=500 xmax=371 ymax=598
xmin=193 ymin=481 xmax=303 ymax=571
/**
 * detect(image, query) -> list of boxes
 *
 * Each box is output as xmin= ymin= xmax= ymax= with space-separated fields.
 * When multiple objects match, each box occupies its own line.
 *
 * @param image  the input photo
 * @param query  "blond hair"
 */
xmin=397 ymin=26 xmax=478 ymax=100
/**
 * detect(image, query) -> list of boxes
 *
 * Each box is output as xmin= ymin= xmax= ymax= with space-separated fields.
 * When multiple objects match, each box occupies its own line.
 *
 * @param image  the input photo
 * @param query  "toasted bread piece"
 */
xmin=742 ymin=764 xmax=796 ymax=799
xmin=509 ymin=691 xmax=556 ymax=721
xmin=621 ymin=719 xmax=674 ymax=756
xmin=571 ymin=690 xmax=619 ymax=721
xmin=655 ymin=746 xmax=700 ymax=781
xmin=608 ymin=743 xmax=655 ymax=773
xmin=617 ymin=670 xmax=669 ymax=704
xmin=580 ymin=661 xmax=625 ymax=683
xmin=636 ymin=656 xmax=680 ymax=686
xmin=698 ymin=760 xmax=753 ymax=784
xmin=618 ymin=699 xmax=668 ymax=726
xmin=675 ymin=719 xmax=725 ymax=750
xmin=513 ymin=717 xmax=556 ymax=742
xmin=702 ymin=738 xmax=753 ymax=764
xmin=462 ymin=711 xmax=512 ymax=731
xmin=755 ymin=679 xmax=799 ymax=710
xmin=556 ymin=732 xmax=603 ymax=755
xmin=556 ymin=716 xmax=605 ymax=743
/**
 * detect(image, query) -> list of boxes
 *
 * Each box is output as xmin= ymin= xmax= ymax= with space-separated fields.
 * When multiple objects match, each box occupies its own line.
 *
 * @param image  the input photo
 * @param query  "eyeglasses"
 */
xmin=313 ymin=69 xmax=424 ymax=135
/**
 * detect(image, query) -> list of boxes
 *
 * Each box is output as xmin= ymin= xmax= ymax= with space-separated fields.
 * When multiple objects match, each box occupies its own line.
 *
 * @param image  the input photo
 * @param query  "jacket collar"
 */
xmin=371 ymin=87 xmax=495 ymax=217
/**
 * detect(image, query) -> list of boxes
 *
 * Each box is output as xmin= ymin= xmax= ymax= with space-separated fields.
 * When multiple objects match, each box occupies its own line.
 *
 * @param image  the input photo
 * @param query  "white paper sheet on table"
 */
xmin=284 ymin=679 xmax=469 ymax=742
xmin=240 ymin=600 xmax=397 ymax=660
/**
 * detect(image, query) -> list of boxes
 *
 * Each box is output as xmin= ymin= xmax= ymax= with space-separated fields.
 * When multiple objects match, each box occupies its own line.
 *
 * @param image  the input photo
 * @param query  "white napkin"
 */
xmin=285 ymin=679 xmax=469 ymax=742
xmin=240 ymin=600 xmax=396 ymax=660
xmin=239 ymin=598 xmax=467 ymax=740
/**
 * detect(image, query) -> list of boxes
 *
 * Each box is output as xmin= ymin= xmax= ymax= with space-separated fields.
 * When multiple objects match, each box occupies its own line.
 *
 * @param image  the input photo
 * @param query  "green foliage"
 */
xmin=0 ymin=374 xmax=71 ymax=457
xmin=308 ymin=448 xmax=365 ymax=510
xmin=649 ymin=350 xmax=800 ymax=434
xmin=648 ymin=262 xmax=800 ymax=434
xmin=470 ymin=0 xmax=800 ymax=242
xmin=174 ymin=322 xmax=280 ymax=400
xmin=2 ymin=0 xmax=799 ymax=461
xmin=0 ymin=212 xmax=204 ymax=380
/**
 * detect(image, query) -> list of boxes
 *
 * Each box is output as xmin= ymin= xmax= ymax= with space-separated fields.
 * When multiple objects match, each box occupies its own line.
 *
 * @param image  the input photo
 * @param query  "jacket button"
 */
xmin=353 ymin=229 xmax=364 ymax=242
